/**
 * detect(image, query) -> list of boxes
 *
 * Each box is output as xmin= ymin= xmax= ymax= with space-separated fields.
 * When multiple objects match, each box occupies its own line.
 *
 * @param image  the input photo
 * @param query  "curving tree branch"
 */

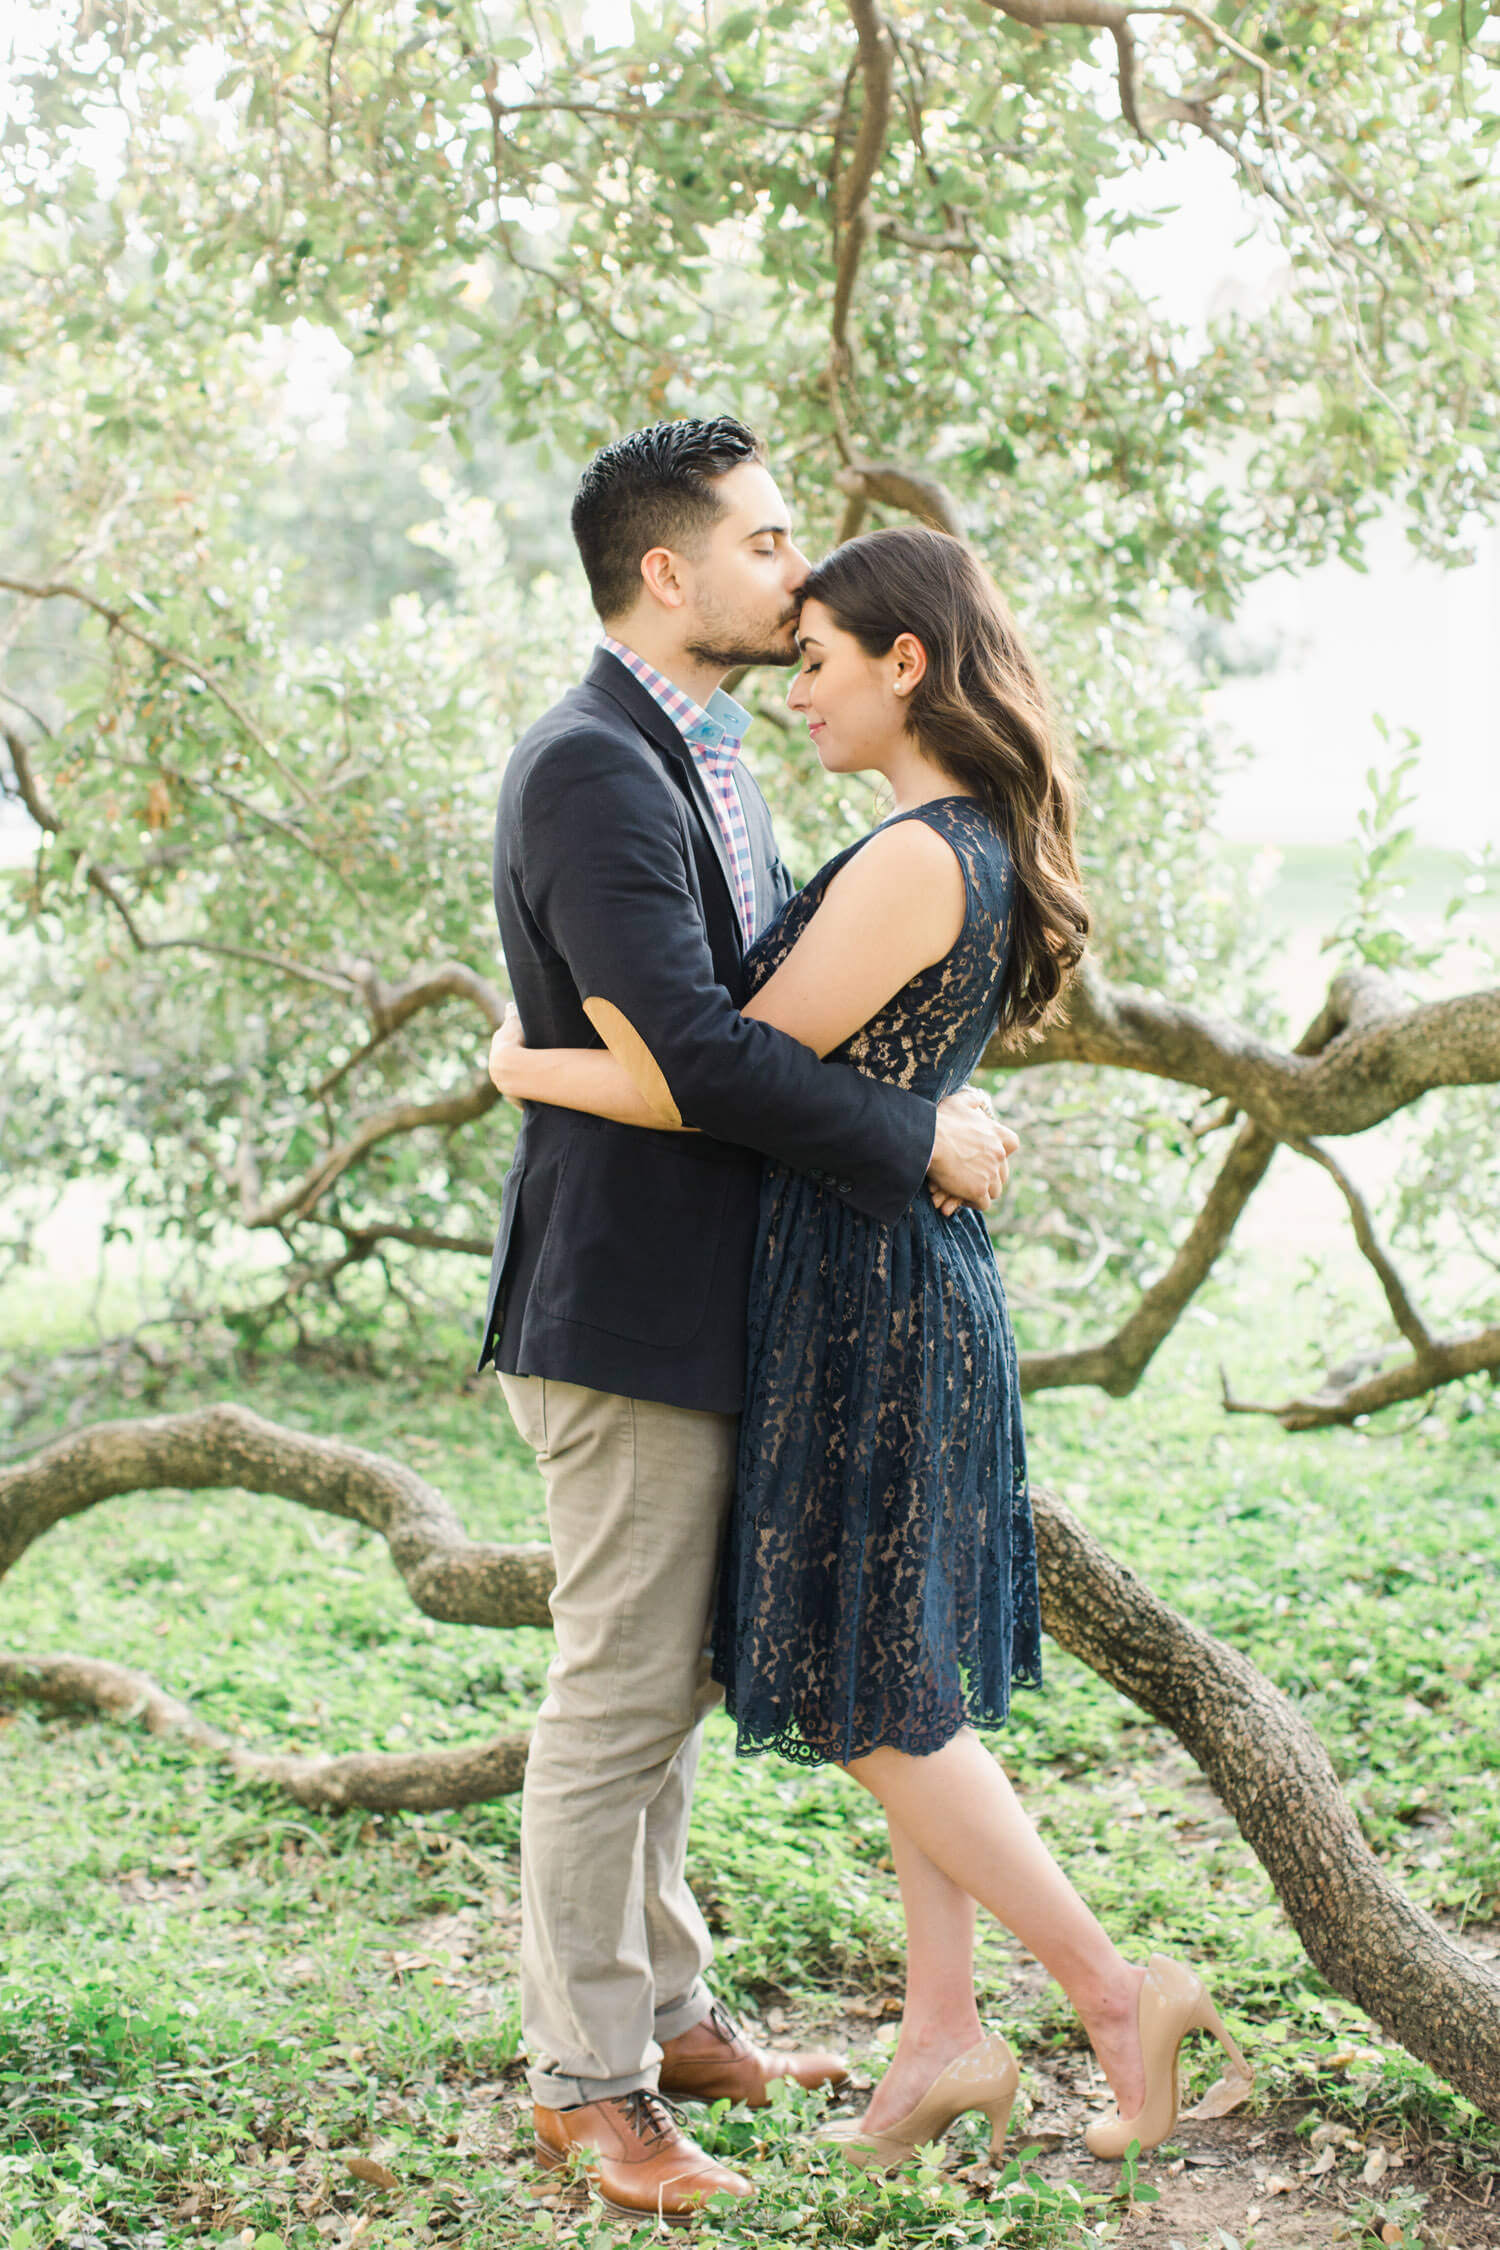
xmin=0 ymin=1402 xmax=555 ymax=1624
xmin=976 ymin=0 xmax=1274 ymax=146
xmin=240 ymin=1071 xmax=501 ymax=1230
xmin=832 ymin=0 xmax=896 ymax=387
xmin=992 ymin=959 xmax=1500 ymax=1139
xmin=1292 ymin=1139 xmax=1433 ymax=1355
xmin=832 ymin=460 xmax=966 ymax=539
xmin=1221 ymin=1323 xmax=1500 ymax=1431
xmin=1217 ymin=1152 xmax=1500 ymax=1429
xmin=1020 ymin=1116 xmax=1275 ymax=1395
xmin=0 ymin=575 xmax=317 ymax=808
xmin=0 ymin=1651 xmax=530 ymax=1810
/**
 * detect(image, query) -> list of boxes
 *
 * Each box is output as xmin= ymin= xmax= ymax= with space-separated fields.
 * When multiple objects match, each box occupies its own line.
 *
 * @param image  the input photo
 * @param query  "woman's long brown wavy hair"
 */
xmin=799 ymin=526 xmax=1088 ymax=1046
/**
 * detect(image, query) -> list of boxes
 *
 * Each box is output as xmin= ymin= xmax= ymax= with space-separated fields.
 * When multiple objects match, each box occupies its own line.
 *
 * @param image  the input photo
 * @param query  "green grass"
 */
xmin=2 ymin=1260 xmax=1498 ymax=2245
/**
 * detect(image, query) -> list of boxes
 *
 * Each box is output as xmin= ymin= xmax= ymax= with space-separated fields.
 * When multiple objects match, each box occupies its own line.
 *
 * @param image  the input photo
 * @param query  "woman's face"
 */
xmin=786 ymin=598 xmax=922 ymax=775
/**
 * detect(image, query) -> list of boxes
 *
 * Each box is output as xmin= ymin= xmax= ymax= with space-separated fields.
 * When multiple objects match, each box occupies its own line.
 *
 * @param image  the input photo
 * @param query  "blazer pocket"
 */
xmin=533 ymin=1140 xmax=734 ymax=1348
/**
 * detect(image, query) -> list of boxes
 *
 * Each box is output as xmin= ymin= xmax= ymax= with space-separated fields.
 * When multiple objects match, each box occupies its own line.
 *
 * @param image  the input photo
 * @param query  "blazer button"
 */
xmin=837 ymin=1179 xmax=854 ymax=1195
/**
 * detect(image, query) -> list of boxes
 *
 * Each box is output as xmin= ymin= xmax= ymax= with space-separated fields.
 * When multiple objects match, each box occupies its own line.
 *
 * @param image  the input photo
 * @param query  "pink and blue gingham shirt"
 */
xmin=601 ymin=636 xmax=759 ymax=947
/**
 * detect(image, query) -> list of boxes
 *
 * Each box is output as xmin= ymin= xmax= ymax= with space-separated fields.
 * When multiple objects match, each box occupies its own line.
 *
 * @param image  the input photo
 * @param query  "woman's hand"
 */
xmin=488 ymin=1006 xmax=530 ymax=1105
xmin=930 ymin=1085 xmax=1018 ymax=1216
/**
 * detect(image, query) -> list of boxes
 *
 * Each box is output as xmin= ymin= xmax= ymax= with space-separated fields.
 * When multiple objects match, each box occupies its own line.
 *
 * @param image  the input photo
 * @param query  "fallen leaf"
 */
xmin=1184 ymin=2070 xmax=1254 ymax=2121
xmin=1246 ymin=2207 xmax=1262 ymax=2227
xmin=1308 ymin=2146 xmax=1337 ymax=2177
xmin=1361 ymin=2146 xmax=1391 ymax=2188
xmin=344 ymin=2155 xmax=399 ymax=2192
xmin=1380 ymin=2225 xmax=1403 ymax=2245
xmin=1265 ymin=2174 xmax=1296 ymax=2196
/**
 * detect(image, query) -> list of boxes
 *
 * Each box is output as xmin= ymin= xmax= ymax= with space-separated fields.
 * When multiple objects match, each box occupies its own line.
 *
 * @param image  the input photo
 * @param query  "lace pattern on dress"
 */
xmin=711 ymin=797 xmax=1044 ymax=1766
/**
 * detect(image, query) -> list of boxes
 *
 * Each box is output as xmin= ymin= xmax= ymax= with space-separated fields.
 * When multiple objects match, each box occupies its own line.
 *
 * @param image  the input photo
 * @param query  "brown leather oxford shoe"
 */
xmin=658 ymin=1999 xmax=850 ymax=2110
xmin=533 ymin=2088 xmax=753 ymax=2228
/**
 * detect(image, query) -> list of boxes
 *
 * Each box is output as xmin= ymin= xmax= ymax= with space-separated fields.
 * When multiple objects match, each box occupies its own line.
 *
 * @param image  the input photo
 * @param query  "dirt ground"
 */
xmin=1004 ymin=2052 xmax=1497 ymax=2249
xmin=497 ymin=2007 xmax=1499 ymax=2250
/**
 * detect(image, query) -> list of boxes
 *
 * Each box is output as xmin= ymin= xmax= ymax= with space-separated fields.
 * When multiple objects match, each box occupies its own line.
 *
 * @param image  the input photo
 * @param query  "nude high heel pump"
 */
xmin=1084 ymin=1955 xmax=1252 ymax=2161
xmin=819 ymin=2031 xmax=1020 ymax=2171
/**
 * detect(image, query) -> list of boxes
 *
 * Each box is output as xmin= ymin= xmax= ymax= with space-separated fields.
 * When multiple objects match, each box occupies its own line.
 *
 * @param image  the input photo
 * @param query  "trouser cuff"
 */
xmin=653 ymin=1979 xmax=714 ymax=2045
xmin=528 ymin=2060 xmax=660 ymax=2109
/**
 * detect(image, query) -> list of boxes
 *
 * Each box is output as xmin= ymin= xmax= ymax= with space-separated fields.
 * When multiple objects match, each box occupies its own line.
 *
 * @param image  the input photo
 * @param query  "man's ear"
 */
xmin=639 ymin=546 xmax=686 ymax=610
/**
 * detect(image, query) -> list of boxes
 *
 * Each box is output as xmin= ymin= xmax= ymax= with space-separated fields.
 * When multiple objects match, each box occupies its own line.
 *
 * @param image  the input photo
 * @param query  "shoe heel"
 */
xmin=1194 ymin=1997 xmax=1251 ymax=2084
xmin=984 ymin=2089 xmax=1017 ymax=2162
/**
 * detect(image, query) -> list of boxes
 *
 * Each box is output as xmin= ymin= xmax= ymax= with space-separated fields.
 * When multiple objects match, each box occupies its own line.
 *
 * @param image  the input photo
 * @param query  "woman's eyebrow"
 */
xmin=795 ymin=632 xmax=823 ymax=650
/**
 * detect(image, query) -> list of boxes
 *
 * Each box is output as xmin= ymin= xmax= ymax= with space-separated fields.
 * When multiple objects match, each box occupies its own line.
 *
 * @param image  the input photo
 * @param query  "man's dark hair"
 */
xmin=571 ymin=416 xmax=766 ymax=621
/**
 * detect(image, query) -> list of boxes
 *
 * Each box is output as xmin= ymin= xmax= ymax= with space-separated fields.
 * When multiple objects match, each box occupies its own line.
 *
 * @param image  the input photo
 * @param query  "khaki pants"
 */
xmin=499 ymin=1373 xmax=738 ymax=2106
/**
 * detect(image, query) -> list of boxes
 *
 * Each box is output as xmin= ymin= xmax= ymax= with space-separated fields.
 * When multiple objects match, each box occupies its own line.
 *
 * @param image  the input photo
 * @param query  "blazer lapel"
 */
xmin=586 ymin=648 xmax=741 ymax=934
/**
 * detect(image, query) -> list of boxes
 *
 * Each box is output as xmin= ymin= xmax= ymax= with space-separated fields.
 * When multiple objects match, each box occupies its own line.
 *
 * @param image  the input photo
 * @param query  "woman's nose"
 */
xmin=786 ymin=671 xmax=807 ymax=708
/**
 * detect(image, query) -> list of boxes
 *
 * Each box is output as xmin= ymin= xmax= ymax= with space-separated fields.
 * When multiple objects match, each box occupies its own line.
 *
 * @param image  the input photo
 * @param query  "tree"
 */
xmin=3 ymin=0 xmax=1497 ymax=1413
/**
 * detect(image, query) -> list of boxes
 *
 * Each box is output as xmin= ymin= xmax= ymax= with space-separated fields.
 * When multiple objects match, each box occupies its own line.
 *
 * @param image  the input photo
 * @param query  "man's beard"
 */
xmin=686 ymin=603 xmax=799 ymax=673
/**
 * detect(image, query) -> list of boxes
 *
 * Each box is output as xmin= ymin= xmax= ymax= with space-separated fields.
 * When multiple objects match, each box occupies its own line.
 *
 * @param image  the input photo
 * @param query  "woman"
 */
xmin=488 ymin=527 xmax=1249 ymax=2166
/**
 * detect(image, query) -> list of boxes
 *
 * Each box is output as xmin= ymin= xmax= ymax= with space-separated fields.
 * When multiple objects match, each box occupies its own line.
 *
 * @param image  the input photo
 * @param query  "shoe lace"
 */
xmin=622 ymin=2089 xmax=685 ymax=2146
xmin=706 ymin=1999 xmax=748 ymax=2050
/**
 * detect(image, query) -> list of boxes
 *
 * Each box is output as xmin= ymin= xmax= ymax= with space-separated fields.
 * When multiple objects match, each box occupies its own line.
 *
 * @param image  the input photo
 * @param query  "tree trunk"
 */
xmin=1031 ymin=1487 xmax=1500 ymax=2120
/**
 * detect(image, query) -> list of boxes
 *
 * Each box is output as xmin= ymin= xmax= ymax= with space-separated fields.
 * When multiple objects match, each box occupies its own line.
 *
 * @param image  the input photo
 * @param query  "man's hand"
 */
xmin=927 ymin=1085 xmax=1019 ymax=1216
xmin=487 ymin=1006 xmax=528 ymax=1104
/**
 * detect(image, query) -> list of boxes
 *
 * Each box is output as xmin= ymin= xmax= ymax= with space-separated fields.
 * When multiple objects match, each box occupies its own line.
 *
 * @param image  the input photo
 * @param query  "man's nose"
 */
xmin=784 ymin=541 xmax=812 ymax=588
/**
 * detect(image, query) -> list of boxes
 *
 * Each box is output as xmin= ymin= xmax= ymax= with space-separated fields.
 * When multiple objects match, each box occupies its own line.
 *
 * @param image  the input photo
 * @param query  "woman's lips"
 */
xmin=808 ymin=720 xmax=826 ymax=734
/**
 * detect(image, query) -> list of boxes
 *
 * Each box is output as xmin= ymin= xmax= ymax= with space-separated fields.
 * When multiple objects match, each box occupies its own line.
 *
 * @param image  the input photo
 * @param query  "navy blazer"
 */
xmin=477 ymin=648 xmax=937 ymax=1413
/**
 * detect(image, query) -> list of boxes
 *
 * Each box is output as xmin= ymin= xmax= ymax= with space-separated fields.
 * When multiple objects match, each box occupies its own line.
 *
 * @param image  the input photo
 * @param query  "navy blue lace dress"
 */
xmin=710 ymin=795 xmax=1043 ymax=1766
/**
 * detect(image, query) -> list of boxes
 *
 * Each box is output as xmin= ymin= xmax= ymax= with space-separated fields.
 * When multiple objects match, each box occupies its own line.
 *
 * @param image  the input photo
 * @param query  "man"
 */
xmin=478 ymin=417 xmax=1014 ymax=2225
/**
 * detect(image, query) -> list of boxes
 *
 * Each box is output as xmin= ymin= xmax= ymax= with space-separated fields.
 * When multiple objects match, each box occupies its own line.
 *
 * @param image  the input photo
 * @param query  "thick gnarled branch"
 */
xmin=1032 ymin=1488 xmax=1500 ymax=2121
xmin=0 ymin=1402 xmax=555 ymax=1625
xmin=832 ymin=461 xmax=966 ymax=539
xmin=993 ymin=959 xmax=1500 ymax=1140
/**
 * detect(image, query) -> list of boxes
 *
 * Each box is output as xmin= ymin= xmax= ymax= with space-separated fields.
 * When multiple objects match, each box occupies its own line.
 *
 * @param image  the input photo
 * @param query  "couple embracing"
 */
xmin=476 ymin=417 xmax=1248 ymax=2225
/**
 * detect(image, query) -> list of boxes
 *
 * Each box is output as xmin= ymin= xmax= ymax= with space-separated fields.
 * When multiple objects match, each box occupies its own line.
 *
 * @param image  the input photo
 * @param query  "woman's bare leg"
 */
xmin=860 ymin=1815 xmax=983 ymax=2132
xmin=844 ymin=1729 xmax=1147 ymax=2116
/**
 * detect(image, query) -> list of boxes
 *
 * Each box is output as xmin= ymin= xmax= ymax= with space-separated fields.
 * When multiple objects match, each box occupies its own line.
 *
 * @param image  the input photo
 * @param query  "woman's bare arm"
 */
xmin=488 ymin=1019 xmax=684 ymax=1129
xmin=741 ymin=818 xmax=965 ymax=1054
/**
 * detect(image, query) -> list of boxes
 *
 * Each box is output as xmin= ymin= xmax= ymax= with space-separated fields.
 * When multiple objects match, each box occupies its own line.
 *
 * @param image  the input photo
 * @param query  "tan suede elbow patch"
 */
xmin=583 ymin=997 xmax=683 ymax=1128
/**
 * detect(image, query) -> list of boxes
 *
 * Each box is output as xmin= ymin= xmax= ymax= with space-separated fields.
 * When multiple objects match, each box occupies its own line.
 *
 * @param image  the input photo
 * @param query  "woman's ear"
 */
xmin=891 ymin=631 xmax=928 ymax=698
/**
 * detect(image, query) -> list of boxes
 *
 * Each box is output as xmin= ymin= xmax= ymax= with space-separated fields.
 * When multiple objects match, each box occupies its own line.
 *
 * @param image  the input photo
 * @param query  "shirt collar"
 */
xmin=601 ymin=636 xmax=750 ymax=760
